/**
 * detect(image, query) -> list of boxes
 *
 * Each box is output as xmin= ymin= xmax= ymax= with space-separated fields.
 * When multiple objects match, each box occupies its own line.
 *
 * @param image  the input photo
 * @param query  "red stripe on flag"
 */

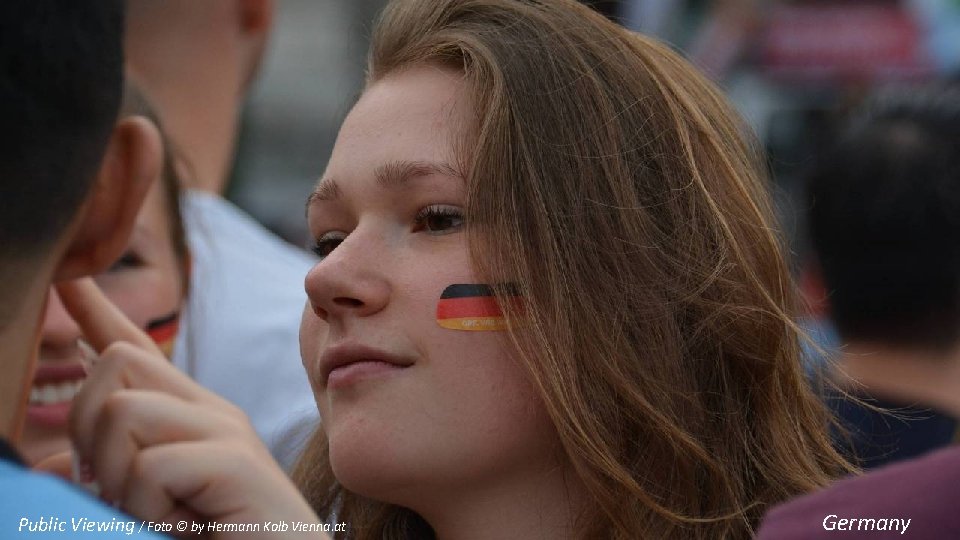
xmin=437 ymin=296 xmax=505 ymax=319
xmin=147 ymin=319 xmax=179 ymax=344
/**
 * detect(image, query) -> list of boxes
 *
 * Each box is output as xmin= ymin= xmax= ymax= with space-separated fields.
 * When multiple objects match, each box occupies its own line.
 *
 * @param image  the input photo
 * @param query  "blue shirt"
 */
xmin=1 ymin=449 xmax=166 ymax=539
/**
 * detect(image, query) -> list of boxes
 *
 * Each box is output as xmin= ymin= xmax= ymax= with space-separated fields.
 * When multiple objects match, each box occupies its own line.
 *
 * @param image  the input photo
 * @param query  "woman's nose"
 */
xmin=304 ymin=229 xmax=391 ymax=322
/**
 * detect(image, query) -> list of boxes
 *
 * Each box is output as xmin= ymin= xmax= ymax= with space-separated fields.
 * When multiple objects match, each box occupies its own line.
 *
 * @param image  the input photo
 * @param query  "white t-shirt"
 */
xmin=172 ymin=190 xmax=319 ymax=469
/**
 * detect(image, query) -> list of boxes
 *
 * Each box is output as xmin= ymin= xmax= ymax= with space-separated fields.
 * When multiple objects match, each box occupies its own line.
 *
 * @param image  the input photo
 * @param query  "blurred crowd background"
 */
xmin=228 ymin=0 xmax=960 ymax=264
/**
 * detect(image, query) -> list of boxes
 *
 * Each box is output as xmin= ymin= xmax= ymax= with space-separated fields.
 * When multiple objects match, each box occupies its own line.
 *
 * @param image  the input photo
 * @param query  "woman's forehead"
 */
xmin=326 ymin=67 xmax=470 ymax=177
xmin=347 ymin=67 xmax=468 ymax=135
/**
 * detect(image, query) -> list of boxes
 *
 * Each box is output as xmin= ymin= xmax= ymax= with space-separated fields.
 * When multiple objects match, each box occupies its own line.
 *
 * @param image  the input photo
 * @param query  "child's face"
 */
xmin=22 ymin=179 xmax=184 ymax=465
xmin=302 ymin=65 xmax=558 ymax=507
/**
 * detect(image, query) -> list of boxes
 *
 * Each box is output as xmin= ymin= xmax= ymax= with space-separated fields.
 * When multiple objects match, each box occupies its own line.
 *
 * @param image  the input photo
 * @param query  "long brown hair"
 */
xmin=294 ymin=1 xmax=850 ymax=538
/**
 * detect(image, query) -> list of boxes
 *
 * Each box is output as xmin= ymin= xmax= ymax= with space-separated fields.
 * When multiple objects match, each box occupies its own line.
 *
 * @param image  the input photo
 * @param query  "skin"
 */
xmin=124 ymin=0 xmax=272 ymax=194
xmin=302 ymin=65 xmax=584 ymax=539
xmin=803 ymin=263 xmax=960 ymax=416
xmin=21 ymin=177 xmax=185 ymax=466
xmin=833 ymin=343 xmax=960 ymax=417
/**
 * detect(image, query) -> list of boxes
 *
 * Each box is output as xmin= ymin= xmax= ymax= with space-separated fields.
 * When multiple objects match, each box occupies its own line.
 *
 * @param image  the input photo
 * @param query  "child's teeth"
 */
xmin=40 ymin=386 xmax=58 ymax=404
xmin=29 ymin=380 xmax=84 ymax=405
xmin=55 ymin=382 xmax=71 ymax=402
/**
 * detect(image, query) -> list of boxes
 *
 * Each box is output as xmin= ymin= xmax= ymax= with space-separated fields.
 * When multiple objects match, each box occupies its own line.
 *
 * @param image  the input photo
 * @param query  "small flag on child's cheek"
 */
xmin=436 ymin=284 xmax=522 ymax=331
xmin=145 ymin=311 xmax=179 ymax=357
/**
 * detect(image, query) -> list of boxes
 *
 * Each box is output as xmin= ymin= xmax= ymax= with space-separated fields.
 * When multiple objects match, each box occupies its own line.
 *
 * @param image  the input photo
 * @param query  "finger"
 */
xmin=115 ymin=451 xmax=180 ymax=533
xmin=89 ymin=389 xmax=247 ymax=502
xmin=119 ymin=441 xmax=320 ymax=531
xmin=56 ymin=277 xmax=162 ymax=355
xmin=70 ymin=342 xmax=228 ymax=459
xmin=160 ymin=507 xmax=206 ymax=540
xmin=32 ymin=451 xmax=73 ymax=480
xmin=120 ymin=445 xmax=201 ymax=527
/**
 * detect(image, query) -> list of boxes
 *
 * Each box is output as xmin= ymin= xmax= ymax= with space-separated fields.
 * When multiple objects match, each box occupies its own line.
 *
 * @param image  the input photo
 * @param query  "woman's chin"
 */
xmin=327 ymin=433 xmax=430 ymax=505
xmin=331 ymin=443 xmax=396 ymax=495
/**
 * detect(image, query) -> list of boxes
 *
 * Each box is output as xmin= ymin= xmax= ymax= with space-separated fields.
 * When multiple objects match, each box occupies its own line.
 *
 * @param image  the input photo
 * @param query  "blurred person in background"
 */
xmin=22 ymin=85 xmax=189 ymax=471
xmin=125 ymin=0 xmax=267 ymax=196
xmin=0 ymin=2 xmax=166 ymax=535
xmin=757 ymin=86 xmax=960 ymax=539
xmin=803 ymin=86 xmax=960 ymax=470
xmin=125 ymin=0 xmax=318 ymax=468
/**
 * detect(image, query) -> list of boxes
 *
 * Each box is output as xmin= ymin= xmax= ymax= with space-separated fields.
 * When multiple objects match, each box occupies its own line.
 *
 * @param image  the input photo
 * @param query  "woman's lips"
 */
xmin=327 ymin=360 xmax=408 ymax=390
xmin=320 ymin=342 xmax=414 ymax=390
xmin=28 ymin=363 xmax=87 ymax=427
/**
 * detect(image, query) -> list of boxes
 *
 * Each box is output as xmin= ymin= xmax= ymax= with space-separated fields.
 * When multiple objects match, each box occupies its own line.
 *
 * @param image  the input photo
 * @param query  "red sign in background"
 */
xmin=760 ymin=5 xmax=935 ymax=82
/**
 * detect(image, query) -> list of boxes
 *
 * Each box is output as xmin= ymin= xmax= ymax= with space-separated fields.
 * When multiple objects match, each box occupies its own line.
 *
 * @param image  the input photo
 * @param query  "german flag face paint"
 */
xmin=436 ymin=284 xmax=522 ymax=331
xmin=145 ymin=311 xmax=180 ymax=357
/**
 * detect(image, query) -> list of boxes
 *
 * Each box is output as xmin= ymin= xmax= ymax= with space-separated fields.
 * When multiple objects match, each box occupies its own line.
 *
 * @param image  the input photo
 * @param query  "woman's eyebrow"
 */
xmin=374 ymin=159 xmax=463 ymax=189
xmin=306 ymin=159 xmax=463 ymax=209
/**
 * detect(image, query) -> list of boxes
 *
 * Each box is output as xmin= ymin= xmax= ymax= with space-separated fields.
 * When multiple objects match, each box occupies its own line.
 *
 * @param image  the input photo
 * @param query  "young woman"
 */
xmin=66 ymin=1 xmax=850 ymax=538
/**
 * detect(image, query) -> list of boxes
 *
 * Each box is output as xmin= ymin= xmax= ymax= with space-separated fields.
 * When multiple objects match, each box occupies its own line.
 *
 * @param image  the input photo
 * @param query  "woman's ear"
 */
xmin=54 ymin=116 xmax=162 ymax=281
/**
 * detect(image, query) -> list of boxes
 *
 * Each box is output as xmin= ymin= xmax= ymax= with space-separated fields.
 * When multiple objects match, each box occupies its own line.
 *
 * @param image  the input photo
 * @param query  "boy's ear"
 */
xmin=54 ymin=116 xmax=162 ymax=281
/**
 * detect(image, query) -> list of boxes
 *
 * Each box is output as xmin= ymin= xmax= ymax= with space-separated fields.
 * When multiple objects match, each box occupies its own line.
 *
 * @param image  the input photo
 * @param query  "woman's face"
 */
xmin=302 ymin=65 xmax=558 ymax=508
xmin=22 ymin=178 xmax=185 ymax=465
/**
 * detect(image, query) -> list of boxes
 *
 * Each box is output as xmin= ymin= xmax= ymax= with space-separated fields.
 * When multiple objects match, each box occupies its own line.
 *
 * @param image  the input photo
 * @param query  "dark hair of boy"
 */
xmin=0 ymin=0 xmax=124 ymax=266
xmin=806 ymin=86 xmax=960 ymax=353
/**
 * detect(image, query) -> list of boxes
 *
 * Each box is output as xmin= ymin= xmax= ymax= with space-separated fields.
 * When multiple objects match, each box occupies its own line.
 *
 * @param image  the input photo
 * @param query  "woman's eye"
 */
xmin=107 ymin=250 xmax=142 ymax=273
xmin=415 ymin=205 xmax=464 ymax=235
xmin=311 ymin=232 xmax=347 ymax=259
